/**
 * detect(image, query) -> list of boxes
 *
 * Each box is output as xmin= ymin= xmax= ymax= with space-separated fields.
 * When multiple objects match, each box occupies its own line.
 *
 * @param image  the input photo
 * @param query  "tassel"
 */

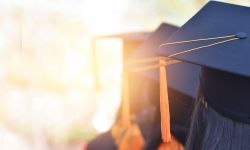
xmin=121 ymin=72 xmax=131 ymax=128
xmin=113 ymin=72 xmax=145 ymax=150
xmin=111 ymin=72 xmax=132 ymax=144
xmin=158 ymin=137 xmax=184 ymax=150
xmin=159 ymin=59 xmax=171 ymax=143
xmin=118 ymin=123 xmax=145 ymax=150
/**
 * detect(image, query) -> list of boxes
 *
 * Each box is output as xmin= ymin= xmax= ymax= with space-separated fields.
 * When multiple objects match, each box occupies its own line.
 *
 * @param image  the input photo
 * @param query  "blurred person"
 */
xmin=128 ymin=23 xmax=199 ymax=150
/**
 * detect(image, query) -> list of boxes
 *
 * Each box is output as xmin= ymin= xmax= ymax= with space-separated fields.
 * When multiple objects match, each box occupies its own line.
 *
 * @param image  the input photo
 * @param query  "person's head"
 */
xmin=155 ymin=1 xmax=250 ymax=150
xmin=185 ymin=89 xmax=250 ymax=150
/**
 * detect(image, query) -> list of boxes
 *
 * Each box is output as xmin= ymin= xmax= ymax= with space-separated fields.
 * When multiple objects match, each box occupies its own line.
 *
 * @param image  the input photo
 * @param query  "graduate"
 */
xmin=111 ymin=23 xmax=181 ymax=150
xmin=87 ymin=32 xmax=148 ymax=150
xmin=157 ymin=1 xmax=250 ymax=150
xmin=128 ymin=23 xmax=200 ymax=150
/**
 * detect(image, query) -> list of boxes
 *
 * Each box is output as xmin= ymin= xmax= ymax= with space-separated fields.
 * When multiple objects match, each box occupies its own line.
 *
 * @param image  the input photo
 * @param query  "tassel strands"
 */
xmin=159 ymin=59 xmax=171 ymax=143
xmin=111 ymin=72 xmax=145 ymax=150
xmin=127 ymin=57 xmax=176 ymax=144
xmin=121 ymin=72 xmax=131 ymax=128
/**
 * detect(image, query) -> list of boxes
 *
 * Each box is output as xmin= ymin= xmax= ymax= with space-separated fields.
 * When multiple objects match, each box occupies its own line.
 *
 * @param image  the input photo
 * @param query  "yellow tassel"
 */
xmin=159 ymin=59 xmax=171 ymax=143
xmin=118 ymin=123 xmax=145 ymax=150
xmin=121 ymin=72 xmax=131 ymax=128
xmin=111 ymin=72 xmax=145 ymax=150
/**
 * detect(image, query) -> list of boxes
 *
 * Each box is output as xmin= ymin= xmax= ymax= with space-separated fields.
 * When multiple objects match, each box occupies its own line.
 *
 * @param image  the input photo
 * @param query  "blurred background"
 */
xmin=0 ymin=0 xmax=249 ymax=149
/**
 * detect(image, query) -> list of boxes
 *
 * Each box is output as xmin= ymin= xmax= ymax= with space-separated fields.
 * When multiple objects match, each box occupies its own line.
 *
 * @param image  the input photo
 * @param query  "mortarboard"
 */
xmin=130 ymin=23 xmax=200 ymax=99
xmin=158 ymin=1 xmax=250 ymax=76
xmin=92 ymin=32 xmax=150 ymax=90
xmin=127 ymin=23 xmax=200 ymax=146
xmin=94 ymin=32 xmax=151 ymax=63
xmin=157 ymin=1 xmax=250 ymax=124
xmin=128 ymin=23 xmax=200 ymax=108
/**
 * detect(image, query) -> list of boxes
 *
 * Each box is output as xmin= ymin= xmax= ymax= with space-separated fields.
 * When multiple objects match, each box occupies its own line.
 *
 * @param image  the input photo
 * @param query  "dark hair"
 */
xmin=185 ymin=90 xmax=250 ymax=150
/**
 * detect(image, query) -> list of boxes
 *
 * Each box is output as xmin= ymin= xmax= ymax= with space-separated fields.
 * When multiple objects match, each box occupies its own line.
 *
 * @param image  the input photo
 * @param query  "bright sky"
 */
xmin=0 ymin=1 xmax=131 ymax=149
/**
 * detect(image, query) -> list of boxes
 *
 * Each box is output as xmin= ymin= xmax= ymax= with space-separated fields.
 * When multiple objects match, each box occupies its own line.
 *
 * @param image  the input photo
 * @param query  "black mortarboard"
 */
xmin=157 ymin=1 xmax=250 ymax=123
xmin=130 ymin=23 xmax=200 ymax=99
xmin=94 ymin=32 xmax=150 ymax=62
xmin=92 ymin=32 xmax=149 ymax=90
xmin=128 ymin=23 xmax=200 ymax=144
xmin=158 ymin=1 xmax=249 ymax=77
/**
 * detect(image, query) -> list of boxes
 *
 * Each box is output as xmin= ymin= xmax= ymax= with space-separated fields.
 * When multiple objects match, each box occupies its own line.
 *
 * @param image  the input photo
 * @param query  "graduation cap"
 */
xmin=130 ymin=24 xmax=200 ymax=99
xmin=92 ymin=32 xmax=150 ymax=90
xmin=157 ymin=1 xmax=250 ymax=124
xmin=126 ymin=22 xmax=200 ymax=146
xmin=93 ymin=32 xmax=151 ymax=63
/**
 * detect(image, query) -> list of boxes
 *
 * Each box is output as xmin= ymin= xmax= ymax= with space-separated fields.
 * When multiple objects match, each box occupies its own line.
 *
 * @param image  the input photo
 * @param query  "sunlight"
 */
xmin=80 ymin=0 xmax=129 ymax=35
xmin=91 ymin=38 xmax=123 ymax=133
xmin=92 ymin=115 xmax=112 ymax=133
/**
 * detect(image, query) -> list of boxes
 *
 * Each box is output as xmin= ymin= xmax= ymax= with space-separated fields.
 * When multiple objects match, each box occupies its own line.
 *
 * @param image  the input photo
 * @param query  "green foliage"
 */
xmin=64 ymin=126 xmax=97 ymax=143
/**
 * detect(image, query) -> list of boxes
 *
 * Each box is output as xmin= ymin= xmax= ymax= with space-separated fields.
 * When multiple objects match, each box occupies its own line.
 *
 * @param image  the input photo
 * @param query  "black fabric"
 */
xmin=200 ymin=67 xmax=250 ymax=124
xmin=169 ymin=89 xmax=194 ymax=144
xmin=144 ymin=123 xmax=162 ymax=150
xmin=138 ymin=85 xmax=194 ymax=149
xmin=86 ymin=131 xmax=117 ymax=150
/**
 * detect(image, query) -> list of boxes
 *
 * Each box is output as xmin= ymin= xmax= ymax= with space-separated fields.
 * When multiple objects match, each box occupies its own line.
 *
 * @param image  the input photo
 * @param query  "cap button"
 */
xmin=235 ymin=32 xmax=247 ymax=39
